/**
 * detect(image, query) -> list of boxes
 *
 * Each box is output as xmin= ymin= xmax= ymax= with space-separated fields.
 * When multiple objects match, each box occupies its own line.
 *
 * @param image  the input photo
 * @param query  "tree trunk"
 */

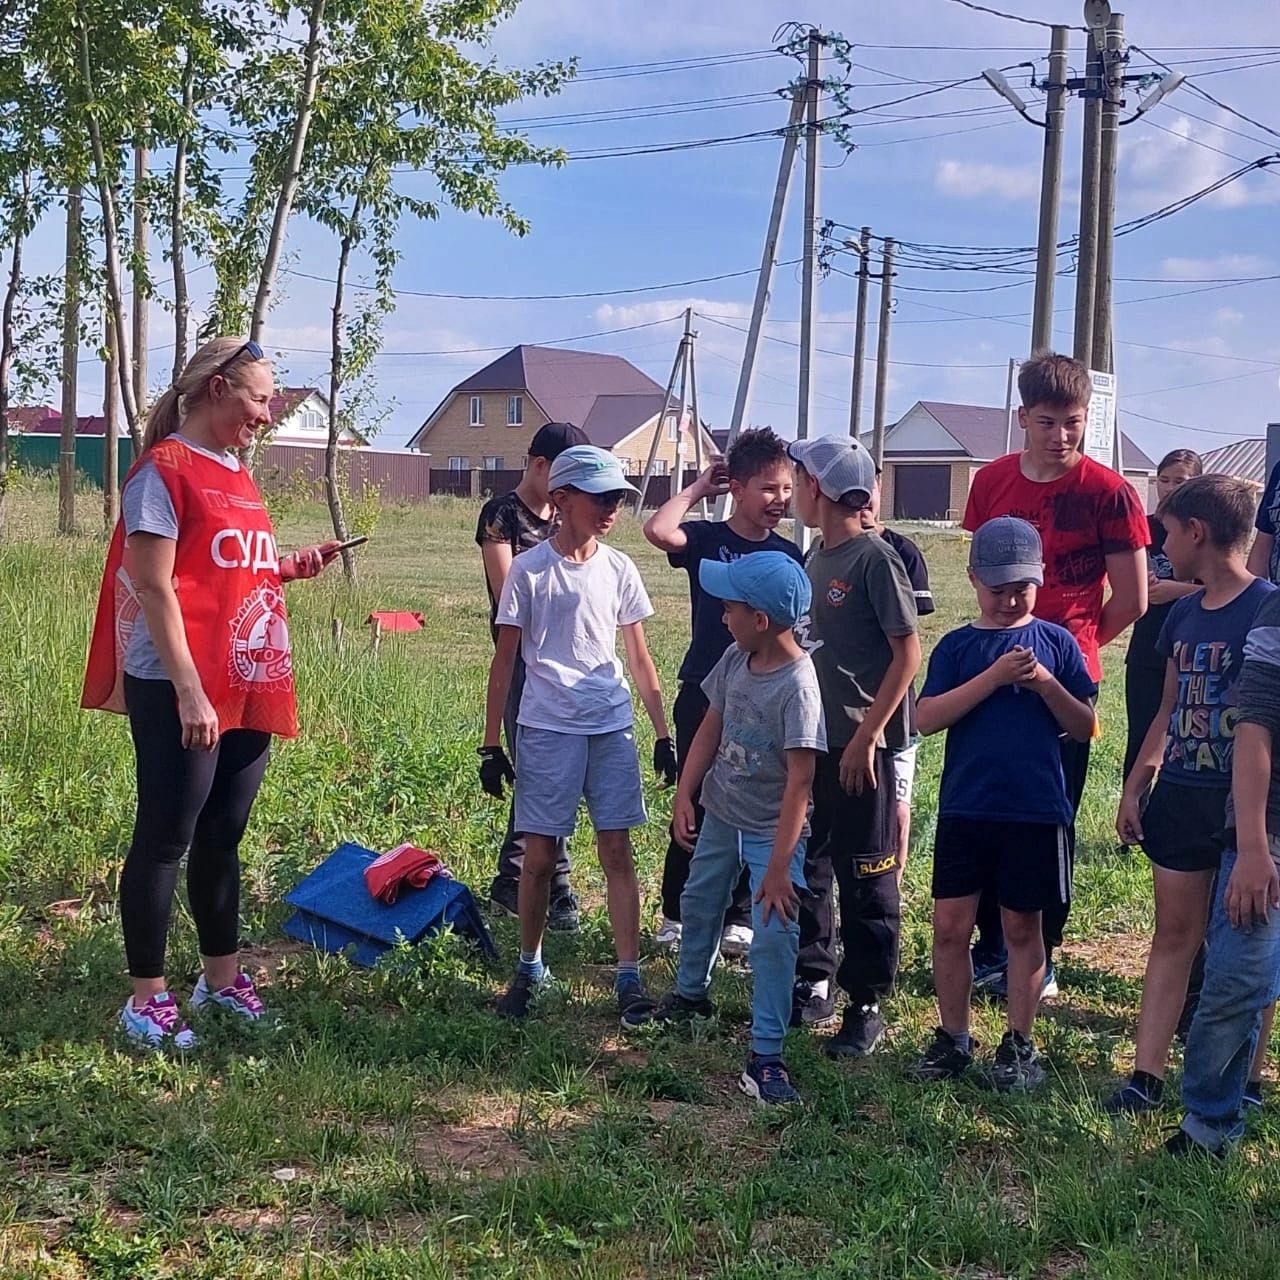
xmin=170 ymin=58 xmax=194 ymax=381
xmin=58 ymin=187 xmax=81 ymax=535
xmin=104 ymin=309 xmax=119 ymax=529
xmin=0 ymin=169 xmax=30 ymax=522
xmin=76 ymin=6 xmax=141 ymax=450
xmin=249 ymin=0 xmax=326 ymax=344
xmin=326 ymin=198 xmax=360 ymax=585
xmin=132 ymin=142 xmax=148 ymax=413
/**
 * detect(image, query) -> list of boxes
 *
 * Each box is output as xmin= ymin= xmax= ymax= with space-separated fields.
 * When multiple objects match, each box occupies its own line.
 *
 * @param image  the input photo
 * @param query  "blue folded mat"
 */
xmin=283 ymin=842 xmax=497 ymax=966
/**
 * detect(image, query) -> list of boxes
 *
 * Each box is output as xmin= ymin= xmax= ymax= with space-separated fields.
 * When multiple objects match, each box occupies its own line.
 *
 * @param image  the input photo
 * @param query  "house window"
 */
xmin=507 ymin=395 xmax=523 ymax=427
xmin=666 ymin=414 xmax=678 ymax=442
xmin=653 ymin=460 xmax=668 ymax=476
xmin=448 ymin=456 xmax=468 ymax=471
xmin=482 ymin=456 xmax=503 ymax=470
xmin=469 ymin=396 xmax=484 ymax=427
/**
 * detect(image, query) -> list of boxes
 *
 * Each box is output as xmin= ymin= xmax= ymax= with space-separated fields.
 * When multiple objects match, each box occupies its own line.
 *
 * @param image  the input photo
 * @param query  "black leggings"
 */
xmin=120 ymin=675 xmax=271 ymax=979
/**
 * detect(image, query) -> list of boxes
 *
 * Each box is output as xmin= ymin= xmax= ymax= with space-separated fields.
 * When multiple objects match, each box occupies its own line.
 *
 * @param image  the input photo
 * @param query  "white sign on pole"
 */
xmin=1084 ymin=369 xmax=1116 ymax=463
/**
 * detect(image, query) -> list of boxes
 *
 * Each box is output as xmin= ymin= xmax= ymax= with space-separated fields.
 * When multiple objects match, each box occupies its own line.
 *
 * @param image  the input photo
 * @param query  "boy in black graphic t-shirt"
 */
xmin=475 ymin=422 xmax=588 ymax=928
xmin=643 ymin=429 xmax=804 ymax=956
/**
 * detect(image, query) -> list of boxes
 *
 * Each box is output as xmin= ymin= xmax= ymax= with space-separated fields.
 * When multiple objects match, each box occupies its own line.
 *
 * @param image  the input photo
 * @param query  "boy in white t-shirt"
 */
xmin=479 ymin=446 xmax=677 ymax=1025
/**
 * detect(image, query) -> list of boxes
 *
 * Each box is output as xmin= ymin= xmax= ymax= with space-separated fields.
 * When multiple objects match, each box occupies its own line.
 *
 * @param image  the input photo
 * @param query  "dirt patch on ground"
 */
xmin=238 ymin=939 xmax=310 ymax=982
xmin=412 ymin=1119 xmax=535 ymax=1179
xmin=1061 ymin=931 xmax=1149 ymax=981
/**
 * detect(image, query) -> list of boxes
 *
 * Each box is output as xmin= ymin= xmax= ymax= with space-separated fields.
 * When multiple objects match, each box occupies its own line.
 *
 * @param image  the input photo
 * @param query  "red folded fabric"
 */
xmin=364 ymin=843 xmax=450 ymax=905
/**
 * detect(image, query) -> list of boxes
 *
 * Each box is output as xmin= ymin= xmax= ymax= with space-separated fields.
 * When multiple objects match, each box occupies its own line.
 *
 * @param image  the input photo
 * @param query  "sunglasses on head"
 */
xmin=212 ymin=339 xmax=264 ymax=379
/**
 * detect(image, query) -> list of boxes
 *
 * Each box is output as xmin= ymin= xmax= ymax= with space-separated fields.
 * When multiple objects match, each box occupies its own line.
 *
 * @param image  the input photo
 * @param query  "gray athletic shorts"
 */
xmin=892 ymin=742 xmax=918 ymax=807
xmin=514 ymin=724 xmax=647 ymax=837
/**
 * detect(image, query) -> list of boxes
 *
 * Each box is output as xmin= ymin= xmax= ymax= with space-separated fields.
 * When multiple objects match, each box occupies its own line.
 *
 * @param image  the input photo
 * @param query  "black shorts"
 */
xmin=1140 ymin=778 xmax=1226 ymax=874
xmin=932 ymin=816 xmax=1069 ymax=913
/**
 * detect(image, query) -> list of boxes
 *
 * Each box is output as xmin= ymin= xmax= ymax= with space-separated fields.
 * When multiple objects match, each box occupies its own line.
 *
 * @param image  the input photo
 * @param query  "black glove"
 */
xmin=653 ymin=737 xmax=678 ymax=788
xmin=478 ymin=745 xmax=515 ymax=799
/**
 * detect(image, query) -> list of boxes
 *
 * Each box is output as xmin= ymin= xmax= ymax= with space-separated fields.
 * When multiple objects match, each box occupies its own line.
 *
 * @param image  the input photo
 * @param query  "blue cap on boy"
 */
xmin=698 ymin=551 xmax=812 ymax=628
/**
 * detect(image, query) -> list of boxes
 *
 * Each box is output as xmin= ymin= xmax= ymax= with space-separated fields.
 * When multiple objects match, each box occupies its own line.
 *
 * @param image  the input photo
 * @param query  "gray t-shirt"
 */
xmin=1226 ymin=591 xmax=1280 ymax=838
xmin=795 ymin=532 xmax=918 ymax=751
xmin=698 ymin=647 xmax=826 ymax=838
xmin=120 ymin=437 xmax=241 ymax=680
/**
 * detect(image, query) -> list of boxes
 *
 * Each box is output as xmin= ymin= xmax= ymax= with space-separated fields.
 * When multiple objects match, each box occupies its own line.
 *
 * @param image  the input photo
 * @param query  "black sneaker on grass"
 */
xmin=824 ymin=1003 xmax=884 ymax=1059
xmin=548 ymin=889 xmax=581 ymax=934
xmin=1244 ymin=1079 xmax=1265 ymax=1111
xmin=1164 ymin=1128 xmax=1226 ymax=1160
xmin=790 ymin=981 xmax=837 ymax=1029
xmin=740 ymin=1054 xmax=800 ymax=1106
xmin=988 ymin=1030 xmax=1046 ymax=1092
xmin=653 ymin=989 xmax=717 ymax=1024
xmin=1102 ymin=1074 xmax=1163 ymax=1115
xmin=489 ymin=876 xmax=520 ymax=918
xmin=617 ymin=985 xmax=656 ymax=1031
xmin=495 ymin=970 xmax=549 ymax=1021
xmin=906 ymin=1027 xmax=975 ymax=1081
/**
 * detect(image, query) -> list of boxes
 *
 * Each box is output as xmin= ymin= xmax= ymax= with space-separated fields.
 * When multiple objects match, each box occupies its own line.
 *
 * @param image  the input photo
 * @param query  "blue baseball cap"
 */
xmin=969 ymin=516 xmax=1044 ymax=587
xmin=548 ymin=444 xmax=639 ymax=495
xmin=698 ymin=551 xmax=812 ymax=628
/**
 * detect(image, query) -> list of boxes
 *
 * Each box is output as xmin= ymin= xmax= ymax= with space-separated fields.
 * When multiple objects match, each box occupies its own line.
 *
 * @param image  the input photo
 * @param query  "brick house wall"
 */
xmin=411 ymin=391 xmax=551 ymax=470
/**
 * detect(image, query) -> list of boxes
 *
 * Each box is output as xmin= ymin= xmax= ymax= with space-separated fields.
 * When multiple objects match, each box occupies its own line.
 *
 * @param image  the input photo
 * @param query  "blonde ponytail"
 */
xmin=141 ymin=336 xmax=269 ymax=451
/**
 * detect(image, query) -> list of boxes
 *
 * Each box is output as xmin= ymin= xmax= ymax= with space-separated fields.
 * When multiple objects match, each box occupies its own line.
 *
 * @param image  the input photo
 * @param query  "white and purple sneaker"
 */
xmin=190 ymin=972 xmax=266 ymax=1021
xmin=120 ymin=992 xmax=197 ymax=1049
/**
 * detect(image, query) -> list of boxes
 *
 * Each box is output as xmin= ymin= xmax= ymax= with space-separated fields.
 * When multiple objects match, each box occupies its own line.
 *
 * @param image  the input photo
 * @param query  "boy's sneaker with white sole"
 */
xmin=739 ymin=1054 xmax=800 ymax=1105
xmin=654 ymin=917 xmax=682 ymax=948
xmin=121 ymin=991 xmax=197 ymax=1049
xmin=191 ymin=972 xmax=266 ymax=1021
xmin=718 ymin=924 xmax=753 ymax=960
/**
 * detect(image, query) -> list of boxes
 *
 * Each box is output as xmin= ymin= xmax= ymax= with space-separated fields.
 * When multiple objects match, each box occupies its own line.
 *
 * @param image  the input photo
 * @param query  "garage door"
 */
xmin=893 ymin=464 xmax=952 ymax=520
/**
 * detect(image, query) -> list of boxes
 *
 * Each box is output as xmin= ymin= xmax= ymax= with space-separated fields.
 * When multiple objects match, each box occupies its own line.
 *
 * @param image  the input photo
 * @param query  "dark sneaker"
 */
xmin=548 ymin=889 xmax=581 ymax=934
xmin=971 ymin=954 xmax=1007 ymax=991
xmin=790 ymin=981 xmax=837 ymax=1029
xmin=988 ymin=1030 xmax=1046 ymax=1092
xmin=906 ymin=1027 xmax=975 ymax=1081
xmin=824 ymin=1003 xmax=884 ymax=1059
xmin=985 ymin=962 xmax=1057 ymax=1003
xmin=495 ymin=969 xmax=549 ymax=1021
xmin=1102 ymin=1077 xmax=1163 ymax=1115
xmin=1164 ymin=1128 xmax=1226 ymax=1160
xmin=739 ymin=1054 xmax=801 ymax=1106
xmin=489 ymin=876 xmax=520 ymax=918
xmin=1244 ymin=1079 xmax=1265 ymax=1111
xmin=653 ymin=989 xmax=717 ymax=1024
xmin=617 ymin=985 xmax=656 ymax=1031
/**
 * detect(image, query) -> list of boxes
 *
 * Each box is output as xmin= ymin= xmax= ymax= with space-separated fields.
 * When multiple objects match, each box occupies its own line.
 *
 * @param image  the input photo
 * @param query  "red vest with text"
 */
xmin=82 ymin=437 xmax=299 ymax=737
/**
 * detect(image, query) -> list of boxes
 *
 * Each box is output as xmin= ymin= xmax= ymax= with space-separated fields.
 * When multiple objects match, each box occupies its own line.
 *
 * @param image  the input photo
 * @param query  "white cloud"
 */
xmin=934 ymin=159 xmax=1039 ymax=202
xmin=1160 ymin=254 xmax=1272 ymax=280
xmin=1213 ymin=307 xmax=1246 ymax=326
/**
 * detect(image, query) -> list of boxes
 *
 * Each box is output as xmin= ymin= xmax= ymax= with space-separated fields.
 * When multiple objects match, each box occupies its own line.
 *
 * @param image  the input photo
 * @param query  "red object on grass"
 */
xmin=364 ymin=843 xmax=451 ymax=905
xmin=366 ymin=611 xmax=424 ymax=632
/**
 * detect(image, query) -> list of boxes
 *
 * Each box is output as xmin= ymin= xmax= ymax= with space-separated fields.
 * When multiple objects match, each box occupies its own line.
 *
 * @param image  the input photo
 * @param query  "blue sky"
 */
xmin=32 ymin=0 xmax=1280 ymax=459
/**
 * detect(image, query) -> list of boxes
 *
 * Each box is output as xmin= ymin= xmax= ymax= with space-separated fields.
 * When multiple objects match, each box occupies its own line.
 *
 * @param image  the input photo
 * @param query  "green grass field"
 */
xmin=2 ymin=479 xmax=1277 ymax=1280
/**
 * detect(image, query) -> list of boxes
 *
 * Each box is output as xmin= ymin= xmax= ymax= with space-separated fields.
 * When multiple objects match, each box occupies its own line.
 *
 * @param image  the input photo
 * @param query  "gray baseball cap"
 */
xmin=787 ymin=435 xmax=877 ymax=505
xmin=548 ymin=444 xmax=639 ymax=495
xmin=969 ymin=516 xmax=1044 ymax=587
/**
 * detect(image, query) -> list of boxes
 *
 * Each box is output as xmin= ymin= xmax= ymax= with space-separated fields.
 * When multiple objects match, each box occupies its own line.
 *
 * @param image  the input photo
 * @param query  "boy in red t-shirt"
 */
xmin=963 ymin=352 xmax=1149 ymax=994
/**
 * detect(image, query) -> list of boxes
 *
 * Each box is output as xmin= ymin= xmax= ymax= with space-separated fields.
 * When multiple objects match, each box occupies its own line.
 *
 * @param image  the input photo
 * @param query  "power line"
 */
xmin=934 ymin=0 xmax=1080 ymax=31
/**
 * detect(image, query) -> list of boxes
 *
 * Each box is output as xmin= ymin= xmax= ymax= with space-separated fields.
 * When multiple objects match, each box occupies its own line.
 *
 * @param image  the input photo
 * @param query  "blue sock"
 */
xmin=518 ymin=948 xmax=545 ymax=982
xmin=615 ymin=961 xmax=642 ymax=993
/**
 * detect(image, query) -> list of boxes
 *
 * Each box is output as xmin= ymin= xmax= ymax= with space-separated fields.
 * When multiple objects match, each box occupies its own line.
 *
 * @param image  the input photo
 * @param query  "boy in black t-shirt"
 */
xmin=643 ymin=429 xmax=804 ymax=956
xmin=475 ymin=422 xmax=588 ymax=929
xmin=863 ymin=466 xmax=935 ymax=886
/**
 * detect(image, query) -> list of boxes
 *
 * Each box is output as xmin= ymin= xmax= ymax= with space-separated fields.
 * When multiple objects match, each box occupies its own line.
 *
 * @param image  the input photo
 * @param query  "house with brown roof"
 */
xmin=8 ymin=387 xmax=365 ymax=447
xmin=1203 ymin=438 xmax=1266 ymax=485
xmin=406 ymin=344 xmax=720 ymax=475
xmin=873 ymin=400 xmax=1157 ymax=520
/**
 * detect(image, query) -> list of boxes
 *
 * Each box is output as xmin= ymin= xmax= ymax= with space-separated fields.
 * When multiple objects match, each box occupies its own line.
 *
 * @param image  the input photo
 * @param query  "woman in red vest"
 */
xmin=83 ymin=336 xmax=339 ymax=1048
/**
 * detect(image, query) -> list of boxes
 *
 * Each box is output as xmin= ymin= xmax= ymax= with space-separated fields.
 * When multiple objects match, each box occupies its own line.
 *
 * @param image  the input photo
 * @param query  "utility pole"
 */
xmin=687 ymin=321 xmax=706 ymax=518
xmin=1092 ymin=11 xmax=1124 ymax=375
xmin=796 ymin=27 xmax=822 ymax=452
xmin=132 ymin=143 xmax=148 ymax=415
xmin=1073 ymin=29 xmax=1103 ymax=364
xmin=104 ymin=310 xmax=119 ymax=529
xmin=847 ymin=225 xmax=872 ymax=438
xmin=635 ymin=308 xmax=691 ymax=512
xmin=1032 ymin=26 xmax=1069 ymax=353
xmin=871 ymin=237 xmax=895 ymax=468
xmin=58 ymin=186 xmax=81 ymax=536
xmin=1003 ymin=356 xmax=1019 ymax=454
xmin=712 ymin=85 xmax=807 ymax=520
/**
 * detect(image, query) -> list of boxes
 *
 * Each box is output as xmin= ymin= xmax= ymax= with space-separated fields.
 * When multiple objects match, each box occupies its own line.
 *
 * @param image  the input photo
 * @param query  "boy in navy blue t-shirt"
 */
xmin=909 ymin=517 xmax=1097 ymax=1091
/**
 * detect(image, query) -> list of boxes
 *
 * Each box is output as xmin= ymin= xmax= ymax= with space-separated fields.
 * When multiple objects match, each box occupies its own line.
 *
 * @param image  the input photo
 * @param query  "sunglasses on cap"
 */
xmin=212 ymin=339 xmax=265 ymax=379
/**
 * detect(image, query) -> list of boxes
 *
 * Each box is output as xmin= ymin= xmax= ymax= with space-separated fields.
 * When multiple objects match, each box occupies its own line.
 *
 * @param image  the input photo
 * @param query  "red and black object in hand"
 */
xmin=478 ymin=745 xmax=515 ymax=798
xmin=653 ymin=737 xmax=678 ymax=788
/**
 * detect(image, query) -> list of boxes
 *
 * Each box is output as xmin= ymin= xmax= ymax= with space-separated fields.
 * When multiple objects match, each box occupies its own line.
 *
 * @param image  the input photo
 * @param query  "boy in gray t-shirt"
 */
xmin=653 ymin=552 xmax=826 ymax=1106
